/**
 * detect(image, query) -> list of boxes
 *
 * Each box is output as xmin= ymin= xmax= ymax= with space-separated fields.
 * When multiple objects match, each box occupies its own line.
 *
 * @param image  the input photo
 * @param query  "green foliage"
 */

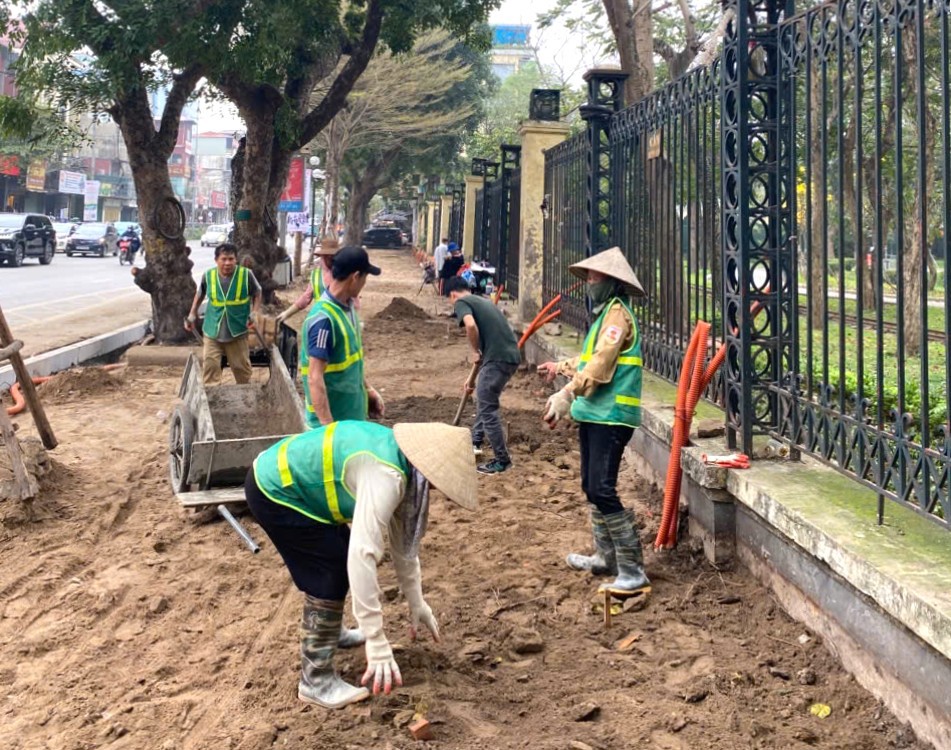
xmin=0 ymin=96 xmax=86 ymax=159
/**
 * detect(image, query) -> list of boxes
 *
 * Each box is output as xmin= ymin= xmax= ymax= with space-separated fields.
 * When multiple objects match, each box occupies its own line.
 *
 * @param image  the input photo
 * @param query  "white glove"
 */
xmin=409 ymin=600 xmax=440 ymax=642
xmin=275 ymin=305 xmax=297 ymax=325
xmin=543 ymin=388 xmax=574 ymax=427
xmin=361 ymin=639 xmax=403 ymax=696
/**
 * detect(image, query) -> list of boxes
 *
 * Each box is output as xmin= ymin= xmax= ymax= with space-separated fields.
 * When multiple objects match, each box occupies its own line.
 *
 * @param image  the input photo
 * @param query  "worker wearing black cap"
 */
xmin=299 ymin=245 xmax=384 ymax=427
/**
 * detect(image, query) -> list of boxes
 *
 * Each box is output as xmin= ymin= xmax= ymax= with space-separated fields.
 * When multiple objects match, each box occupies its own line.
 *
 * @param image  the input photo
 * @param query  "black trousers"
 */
xmin=579 ymin=422 xmax=635 ymax=516
xmin=244 ymin=469 xmax=350 ymax=601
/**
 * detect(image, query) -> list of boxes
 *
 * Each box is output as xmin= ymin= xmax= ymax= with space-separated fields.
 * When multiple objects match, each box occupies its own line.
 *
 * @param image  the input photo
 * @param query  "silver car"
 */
xmin=52 ymin=222 xmax=78 ymax=252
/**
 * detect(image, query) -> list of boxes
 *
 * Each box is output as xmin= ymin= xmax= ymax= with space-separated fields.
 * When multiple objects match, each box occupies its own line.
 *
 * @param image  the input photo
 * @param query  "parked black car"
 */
xmin=0 ymin=213 xmax=56 ymax=266
xmin=65 ymin=222 xmax=119 ymax=257
xmin=361 ymin=227 xmax=403 ymax=248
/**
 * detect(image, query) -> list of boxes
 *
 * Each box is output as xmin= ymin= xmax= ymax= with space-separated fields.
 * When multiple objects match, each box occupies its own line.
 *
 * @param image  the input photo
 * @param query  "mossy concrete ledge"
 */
xmin=524 ymin=326 xmax=951 ymax=749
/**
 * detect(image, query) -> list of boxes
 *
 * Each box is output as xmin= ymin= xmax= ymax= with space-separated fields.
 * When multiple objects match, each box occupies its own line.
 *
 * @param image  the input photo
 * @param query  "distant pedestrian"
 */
xmin=440 ymin=243 xmax=464 ymax=296
xmin=447 ymin=276 xmax=520 ymax=474
xmin=185 ymin=243 xmax=261 ymax=385
xmin=433 ymin=237 xmax=449 ymax=294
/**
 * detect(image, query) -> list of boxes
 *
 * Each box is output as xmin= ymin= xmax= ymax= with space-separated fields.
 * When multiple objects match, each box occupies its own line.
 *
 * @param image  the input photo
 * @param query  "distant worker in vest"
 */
xmin=185 ymin=242 xmax=262 ymax=385
xmin=245 ymin=420 xmax=477 ymax=708
xmin=536 ymin=247 xmax=650 ymax=601
xmin=300 ymin=245 xmax=384 ymax=428
xmin=446 ymin=276 xmax=521 ymax=474
xmin=275 ymin=238 xmax=340 ymax=324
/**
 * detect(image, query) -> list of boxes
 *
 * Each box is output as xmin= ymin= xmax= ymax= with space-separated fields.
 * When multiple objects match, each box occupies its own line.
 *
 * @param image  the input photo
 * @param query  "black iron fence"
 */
xmin=472 ymin=188 xmax=484 ymax=262
xmin=449 ymin=185 xmax=464 ymax=246
xmin=539 ymin=0 xmax=951 ymax=528
xmin=542 ymin=132 xmax=588 ymax=331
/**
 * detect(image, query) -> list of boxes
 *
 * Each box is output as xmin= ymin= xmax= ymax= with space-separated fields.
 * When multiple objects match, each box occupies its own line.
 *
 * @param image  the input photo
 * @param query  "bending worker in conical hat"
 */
xmin=245 ymin=421 xmax=477 ymax=708
xmin=537 ymin=246 xmax=651 ymax=601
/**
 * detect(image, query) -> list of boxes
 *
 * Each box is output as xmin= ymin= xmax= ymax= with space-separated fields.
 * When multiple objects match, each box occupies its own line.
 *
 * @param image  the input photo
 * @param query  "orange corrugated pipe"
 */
xmin=655 ymin=300 xmax=768 ymax=549
xmin=655 ymin=324 xmax=704 ymax=549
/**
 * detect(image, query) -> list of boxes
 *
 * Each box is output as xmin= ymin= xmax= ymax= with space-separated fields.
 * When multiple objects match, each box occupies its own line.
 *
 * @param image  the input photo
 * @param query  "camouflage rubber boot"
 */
xmin=598 ymin=510 xmax=651 ymax=598
xmin=299 ymin=596 xmax=370 ymax=709
xmin=566 ymin=508 xmax=617 ymax=575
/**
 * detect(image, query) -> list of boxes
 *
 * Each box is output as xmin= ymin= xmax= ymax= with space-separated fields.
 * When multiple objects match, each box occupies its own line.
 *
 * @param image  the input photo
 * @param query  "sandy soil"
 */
xmin=0 ymin=250 xmax=930 ymax=750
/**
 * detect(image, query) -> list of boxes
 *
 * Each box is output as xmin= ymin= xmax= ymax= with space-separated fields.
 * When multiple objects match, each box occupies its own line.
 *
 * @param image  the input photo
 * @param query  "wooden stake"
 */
xmin=603 ymin=589 xmax=613 ymax=627
xmin=0 ymin=403 xmax=38 ymax=502
xmin=0 ymin=303 xmax=57 ymax=449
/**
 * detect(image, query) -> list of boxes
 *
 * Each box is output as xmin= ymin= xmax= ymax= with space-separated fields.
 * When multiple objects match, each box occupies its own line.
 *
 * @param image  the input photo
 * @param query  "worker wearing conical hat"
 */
xmin=245 ymin=421 xmax=477 ymax=709
xmin=537 ymin=247 xmax=650 ymax=601
xmin=275 ymin=237 xmax=341 ymax=324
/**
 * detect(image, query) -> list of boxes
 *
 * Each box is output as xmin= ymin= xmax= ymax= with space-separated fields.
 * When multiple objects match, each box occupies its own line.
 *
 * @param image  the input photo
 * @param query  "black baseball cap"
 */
xmin=332 ymin=245 xmax=381 ymax=278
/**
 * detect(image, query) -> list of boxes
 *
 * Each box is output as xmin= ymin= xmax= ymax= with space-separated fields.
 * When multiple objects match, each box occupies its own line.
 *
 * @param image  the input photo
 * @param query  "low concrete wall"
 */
xmin=524 ymin=325 xmax=951 ymax=750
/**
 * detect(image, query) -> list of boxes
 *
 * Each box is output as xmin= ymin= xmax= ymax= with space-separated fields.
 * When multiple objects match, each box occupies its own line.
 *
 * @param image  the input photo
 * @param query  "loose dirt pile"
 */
xmin=373 ymin=296 xmax=432 ymax=320
xmin=36 ymin=366 xmax=126 ymax=403
xmin=0 ymin=250 xmax=930 ymax=750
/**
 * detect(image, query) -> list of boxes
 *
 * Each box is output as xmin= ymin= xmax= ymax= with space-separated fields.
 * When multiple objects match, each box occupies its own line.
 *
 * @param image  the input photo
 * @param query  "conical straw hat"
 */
xmin=394 ymin=423 xmax=478 ymax=511
xmin=569 ymin=247 xmax=645 ymax=297
xmin=317 ymin=237 xmax=341 ymax=256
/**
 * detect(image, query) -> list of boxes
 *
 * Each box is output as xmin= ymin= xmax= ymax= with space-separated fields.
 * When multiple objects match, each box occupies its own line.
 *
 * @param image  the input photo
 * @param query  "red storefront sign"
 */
xmin=278 ymin=157 xmax=304 ymax=211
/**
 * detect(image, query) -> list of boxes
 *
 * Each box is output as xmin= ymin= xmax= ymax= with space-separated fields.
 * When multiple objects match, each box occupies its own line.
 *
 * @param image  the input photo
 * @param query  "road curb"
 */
xmin=0 ymin=319 xmax=150 ymax=389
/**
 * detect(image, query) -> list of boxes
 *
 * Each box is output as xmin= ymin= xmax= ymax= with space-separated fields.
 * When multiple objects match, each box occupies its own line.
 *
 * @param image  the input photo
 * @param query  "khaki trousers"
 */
xmin=202 ymin=334 xmax=253 ymax=385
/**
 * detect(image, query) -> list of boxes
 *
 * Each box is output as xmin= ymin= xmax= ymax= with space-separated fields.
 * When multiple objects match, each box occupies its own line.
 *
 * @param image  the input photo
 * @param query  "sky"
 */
xmin=196 ymin=0 xmax=610 ymax=131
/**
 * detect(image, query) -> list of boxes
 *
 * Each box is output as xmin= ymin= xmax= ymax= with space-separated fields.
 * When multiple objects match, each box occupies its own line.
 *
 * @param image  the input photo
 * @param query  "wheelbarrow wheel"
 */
xmin=169 ymin=404 xmax=195 ymax=494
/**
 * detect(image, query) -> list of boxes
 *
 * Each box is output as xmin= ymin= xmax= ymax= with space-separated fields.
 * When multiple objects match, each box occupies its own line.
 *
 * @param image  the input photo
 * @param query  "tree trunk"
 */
xmin=603 ymin=0 xmax=655 ymax=104
xmin=114 ymin=83 xmax=197 ymax=345
xmin=233 ymin=99 xmax=291 ymax=303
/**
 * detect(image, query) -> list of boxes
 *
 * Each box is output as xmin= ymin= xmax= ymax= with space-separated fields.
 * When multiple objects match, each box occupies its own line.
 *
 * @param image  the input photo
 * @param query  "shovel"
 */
xmin=452 ymin=363 xmax=480 ymax=427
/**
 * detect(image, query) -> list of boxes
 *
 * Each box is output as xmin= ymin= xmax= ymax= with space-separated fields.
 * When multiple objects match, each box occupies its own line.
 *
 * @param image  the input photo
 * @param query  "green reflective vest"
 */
xmin=311 ymin=266 xmax=327 ymax=298
xmin=570 ymin=298 xmax=643 ymax=428
xmin=299 ymin=295 xmax=367 ymax=429
xmin=253 ymin=421 xmax=408 ymax=524
xmin=202 ymin=267 xmax=251 ymax=339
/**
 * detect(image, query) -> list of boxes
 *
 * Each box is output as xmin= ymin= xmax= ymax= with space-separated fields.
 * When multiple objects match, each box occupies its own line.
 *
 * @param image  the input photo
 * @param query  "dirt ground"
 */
xmin=0 ymin=250 xmax=931 ymax=750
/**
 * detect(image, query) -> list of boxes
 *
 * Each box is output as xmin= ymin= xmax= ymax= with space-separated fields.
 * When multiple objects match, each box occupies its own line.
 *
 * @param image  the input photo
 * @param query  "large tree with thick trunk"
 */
xmin=195 ymin=1 xmax=497 ymax=302
xmin=8 ymin=1 xmax=225 ymax=342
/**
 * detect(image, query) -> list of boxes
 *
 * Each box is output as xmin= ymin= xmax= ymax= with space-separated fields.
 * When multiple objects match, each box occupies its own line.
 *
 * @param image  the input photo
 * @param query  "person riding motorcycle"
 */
xmin=119 ymin=226 xmax=141 ymax=262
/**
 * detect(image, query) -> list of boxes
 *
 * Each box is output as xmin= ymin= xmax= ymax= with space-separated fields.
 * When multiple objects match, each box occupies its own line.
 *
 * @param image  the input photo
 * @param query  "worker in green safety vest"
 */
xmin=185 ymin=242 xmax=262 ymax=385
xmin=536 ymin=247 xmax=651 ymax=602
xmin=298 ymin=245 xmax=383 ymax=428
xmin=245 ymin=420 xmax=478 ymax=708
xmin=275 ymin=237 xmax=340 ymax=324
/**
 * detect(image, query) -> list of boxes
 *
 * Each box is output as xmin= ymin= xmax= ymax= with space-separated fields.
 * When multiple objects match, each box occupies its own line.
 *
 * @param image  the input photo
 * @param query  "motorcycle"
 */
xmin=118 ymin=235 xmax=140 ymax=265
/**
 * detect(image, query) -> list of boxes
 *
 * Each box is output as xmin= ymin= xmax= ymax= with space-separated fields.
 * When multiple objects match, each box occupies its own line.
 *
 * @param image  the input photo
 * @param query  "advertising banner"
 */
xmin=26 ymin=161 xmax=46 ymax=192
xmin=210 ymin=190 xmax=227 ymax=209
xmin=58 ymin=170 xmax=86 ymax=195
xmin=83 ymin=180 xmax=100 ymax=221
xmin=278 ymin=156 xmax=304 ymax=212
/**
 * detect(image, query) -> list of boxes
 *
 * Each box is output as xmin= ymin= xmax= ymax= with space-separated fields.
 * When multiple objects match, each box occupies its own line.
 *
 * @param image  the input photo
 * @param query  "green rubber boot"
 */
xmin=299 ymin=596 xmax=370 ymax=709
xmin=566 ymin=508 xmax=617 ymax=575
xmin=598 ymin=510 xmax=651 ymax=599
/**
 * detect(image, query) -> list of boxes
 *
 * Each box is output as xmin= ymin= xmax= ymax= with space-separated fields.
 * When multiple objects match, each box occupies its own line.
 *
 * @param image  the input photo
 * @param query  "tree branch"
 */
xmin=294 ymin=0 xmax=383 ymax=149
xmin=155 ymin=62 xmax=204 ymax=156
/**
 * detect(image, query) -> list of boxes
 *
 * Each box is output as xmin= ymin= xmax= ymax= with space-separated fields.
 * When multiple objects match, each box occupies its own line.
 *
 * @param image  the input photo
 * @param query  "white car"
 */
xmin=200 ymin=224 xmax=230 ymax=247
xmin=52 ymin=221 xmax=78 ymax=252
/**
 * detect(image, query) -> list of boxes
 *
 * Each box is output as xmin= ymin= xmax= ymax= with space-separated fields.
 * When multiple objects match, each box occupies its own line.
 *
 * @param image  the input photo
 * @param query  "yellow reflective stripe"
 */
xmin=300 ymin=364 xmax=309 ymax=375
xmin=208 ymin=270 xmax=221 ymax=306
xmin=617 ymin=356 xmax=643 ymax=366
xmin=320 ymin=301 xmax=362 ymax=373
xmin=615 ymin=395 xmax=641 ymax=406
xmin=277 ymin=435 xmax=299 ymax=487
xmin=324 ymin=350 xmax=363 ymax=373
xmin=322 ymin=304 xmax=352 ymax=359
xmin=321 ymin=423 xmax=346 ymax=523
xmin=208 ymin=267 xmax=249 ymax=306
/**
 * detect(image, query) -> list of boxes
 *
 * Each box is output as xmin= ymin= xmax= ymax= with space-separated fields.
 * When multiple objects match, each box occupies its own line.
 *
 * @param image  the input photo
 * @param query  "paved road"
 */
xmin=0 ymin=240 xmax=214 ymax=330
